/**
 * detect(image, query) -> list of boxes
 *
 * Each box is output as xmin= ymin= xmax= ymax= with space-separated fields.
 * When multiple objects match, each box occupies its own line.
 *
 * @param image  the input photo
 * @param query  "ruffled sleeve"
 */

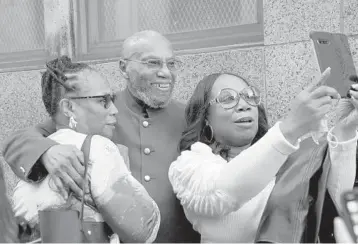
xmin=169 ymin=122 xmax=300 ymax=218
xmin=169 ymin=144 xmax=240 ymax=217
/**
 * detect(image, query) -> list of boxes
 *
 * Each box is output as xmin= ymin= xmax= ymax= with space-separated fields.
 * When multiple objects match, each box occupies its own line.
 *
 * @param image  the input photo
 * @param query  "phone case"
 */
xmin=340 ymin=190 xmax=358 ymax=243
xmin=310 ymin=31 xmax=357 ymax=97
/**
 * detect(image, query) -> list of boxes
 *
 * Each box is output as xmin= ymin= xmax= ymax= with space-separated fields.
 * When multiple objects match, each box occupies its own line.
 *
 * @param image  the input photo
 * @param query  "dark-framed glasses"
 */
xmin=125 ymin=58 xmax=183 ymax=71
xmin=209 ymin=87 xmax=261 ymax=109
xmin=69 ymin=94 xmax=116 ymax=109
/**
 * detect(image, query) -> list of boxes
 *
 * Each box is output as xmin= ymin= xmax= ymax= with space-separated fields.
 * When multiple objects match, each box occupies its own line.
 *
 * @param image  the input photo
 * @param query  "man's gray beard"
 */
xmin=135 ymin=89 xmax=172 ymax=109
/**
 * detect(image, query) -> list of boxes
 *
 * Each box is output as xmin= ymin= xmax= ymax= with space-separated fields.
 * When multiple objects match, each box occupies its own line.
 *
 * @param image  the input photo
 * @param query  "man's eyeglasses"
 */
xmin=125 ymin=58 xmax=182 ymax=71
xmin=69 ymin=94 xmax=116 ymax=109
xmin=209 ymin=87 xmax=261 ymax=109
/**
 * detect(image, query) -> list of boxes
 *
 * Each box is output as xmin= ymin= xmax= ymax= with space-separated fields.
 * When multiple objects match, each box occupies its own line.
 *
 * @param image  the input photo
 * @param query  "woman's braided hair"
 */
xmin=41 ymin=56 xmax=90 ymax=116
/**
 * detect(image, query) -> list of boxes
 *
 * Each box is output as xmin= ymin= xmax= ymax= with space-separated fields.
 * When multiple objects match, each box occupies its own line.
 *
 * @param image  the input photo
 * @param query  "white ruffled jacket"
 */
xmin=168 ymin=122 xmax=357 ymax=243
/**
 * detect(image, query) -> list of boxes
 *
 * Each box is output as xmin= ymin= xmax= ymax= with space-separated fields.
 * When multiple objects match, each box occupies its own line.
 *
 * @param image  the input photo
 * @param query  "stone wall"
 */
xmin=0 ymin=0 xmax=357 ymax=196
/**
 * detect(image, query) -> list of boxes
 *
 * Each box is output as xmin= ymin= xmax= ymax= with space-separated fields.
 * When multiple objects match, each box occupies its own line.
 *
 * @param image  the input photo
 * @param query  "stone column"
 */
xmin=44 ymin=0 xmax=75 ymax=58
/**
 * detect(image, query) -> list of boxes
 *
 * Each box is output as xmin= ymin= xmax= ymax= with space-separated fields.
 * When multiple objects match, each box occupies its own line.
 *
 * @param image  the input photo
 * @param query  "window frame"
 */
xmin=0 ymin=0 xmax=264 ymax=72
xmin=0 ymin=50 xmax=48 ymax=73
xmin=0 ymin=0 xmax=49 ymax=73
xmin=73 ymin=0 xmax=263 ymax=62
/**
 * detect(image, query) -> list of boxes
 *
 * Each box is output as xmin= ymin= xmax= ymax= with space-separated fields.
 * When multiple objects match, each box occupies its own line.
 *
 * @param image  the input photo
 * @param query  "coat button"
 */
xmin=144 ymin=148 xmax=151 ymax=155
xmin=144 ymin=175 xmax=151 ymax=182
xmin=142 ymin=121 xmax=149 ymax=127
xmin=19 ymin=166 xmax=25 ymax=175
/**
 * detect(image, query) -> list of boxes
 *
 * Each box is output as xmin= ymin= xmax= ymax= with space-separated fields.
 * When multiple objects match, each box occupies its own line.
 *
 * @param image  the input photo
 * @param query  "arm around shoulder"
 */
xmin=2 ymin=119 xmax=57 ymax=182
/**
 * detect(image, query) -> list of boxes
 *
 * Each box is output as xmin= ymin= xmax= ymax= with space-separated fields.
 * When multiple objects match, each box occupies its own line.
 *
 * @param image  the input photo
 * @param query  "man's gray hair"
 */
xmin=121 ymin=30 xmax=171 ymax=58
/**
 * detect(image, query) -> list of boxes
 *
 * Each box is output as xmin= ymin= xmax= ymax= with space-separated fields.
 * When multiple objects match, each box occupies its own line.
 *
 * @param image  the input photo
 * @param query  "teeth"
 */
xmin=238 ymin=119 xmax=251 ymax=123
xmin=154 ymin=84 xmax=170 ymax=90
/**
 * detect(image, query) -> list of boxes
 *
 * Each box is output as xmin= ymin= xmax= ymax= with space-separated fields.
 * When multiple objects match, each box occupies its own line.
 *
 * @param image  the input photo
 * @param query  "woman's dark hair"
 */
xmin=179 ymin=72 xmax=269 ymax=158
xmin=41 ymin=56 xmax=90 ymax=117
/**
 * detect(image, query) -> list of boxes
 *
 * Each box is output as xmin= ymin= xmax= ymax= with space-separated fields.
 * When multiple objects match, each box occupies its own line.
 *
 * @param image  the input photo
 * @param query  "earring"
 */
xmin=202 ymin=120 xmax=214 ymax=144
xmin=69 ymin=116 xmax=77 ymax=129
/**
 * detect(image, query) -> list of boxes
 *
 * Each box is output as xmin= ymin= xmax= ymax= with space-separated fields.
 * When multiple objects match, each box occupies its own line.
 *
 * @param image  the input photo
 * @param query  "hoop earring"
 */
xmin=69 ymin=116 xmax=77 ymax=129
xmin=202 ymin=121 xmax=214 ymax=144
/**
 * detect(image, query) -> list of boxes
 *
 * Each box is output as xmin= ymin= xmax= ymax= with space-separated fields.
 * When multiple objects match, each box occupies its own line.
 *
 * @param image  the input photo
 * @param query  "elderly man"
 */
xmin=3 ymin=30 xmax=200 ymax=243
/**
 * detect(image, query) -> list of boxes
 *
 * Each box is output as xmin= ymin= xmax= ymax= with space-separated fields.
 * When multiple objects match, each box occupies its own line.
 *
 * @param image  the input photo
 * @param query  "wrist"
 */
xmin=40 ymin=146 xmax=53 ymax=169
xmin=280 ymin=119 xmax=302 ymax=145
xmin=332 ymin=122 xmax=357 ymax=141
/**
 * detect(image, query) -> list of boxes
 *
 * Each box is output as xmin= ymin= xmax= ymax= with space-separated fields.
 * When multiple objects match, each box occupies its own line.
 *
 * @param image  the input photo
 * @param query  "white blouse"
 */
xmin=13 ymin=129 xmax=160 ymax=243
xmin=168 ymin=122 xmax=357 ymax=243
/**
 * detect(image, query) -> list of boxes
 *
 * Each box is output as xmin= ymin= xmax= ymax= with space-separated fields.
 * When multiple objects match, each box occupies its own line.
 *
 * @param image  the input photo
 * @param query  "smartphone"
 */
xmin=310 ymin=31 xmax=357 ymax=97
xmin=340 ymin=189 xmax=358 ymax=243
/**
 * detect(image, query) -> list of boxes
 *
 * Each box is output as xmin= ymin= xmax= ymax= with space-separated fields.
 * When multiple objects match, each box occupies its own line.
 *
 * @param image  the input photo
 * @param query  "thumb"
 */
xmin=336 ymin=99 xmax=356 ymax=121
xmin=334 ymin=217 xmax=355 ymax=243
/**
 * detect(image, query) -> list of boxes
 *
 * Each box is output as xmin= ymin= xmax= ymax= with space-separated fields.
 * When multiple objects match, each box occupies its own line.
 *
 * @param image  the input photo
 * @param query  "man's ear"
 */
xmin=119 ymin=59 xmax=129 ymax=79
xmin=59 ymin=98 xmax=75 ymax=118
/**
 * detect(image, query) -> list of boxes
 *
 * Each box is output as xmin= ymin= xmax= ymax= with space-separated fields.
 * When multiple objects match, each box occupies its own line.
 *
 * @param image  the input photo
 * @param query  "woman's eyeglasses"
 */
xmin=69 ymin=94 xmax=116 ymax=109
xmin=209 ymin=87 xmax=261 ymax=109
xmin=124 ymin=58 xmax=183 ymax=71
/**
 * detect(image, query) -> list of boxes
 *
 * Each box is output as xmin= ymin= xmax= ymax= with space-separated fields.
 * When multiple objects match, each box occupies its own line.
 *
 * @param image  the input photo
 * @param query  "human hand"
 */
xmin=334 ymin=217 xmax=355 ymax=243
xmin=41 ymin=144 xmax=87 ymax=199
xmin=330 ymin=78 xmax=358 ymax=142
xmin=336 ymin=84 xmax=358 ymax=128
xmin=281 ymin=68 xmax=340 ymax=143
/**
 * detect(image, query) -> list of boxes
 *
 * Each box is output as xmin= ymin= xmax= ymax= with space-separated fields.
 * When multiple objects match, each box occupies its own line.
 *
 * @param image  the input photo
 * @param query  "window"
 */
xmin=0 ymin=0 xmax=263 ymax=71
xmin=74 ymin=0 xmax=263 ymax=61
xmin=0 ymin=0 xmax=47 ymax=72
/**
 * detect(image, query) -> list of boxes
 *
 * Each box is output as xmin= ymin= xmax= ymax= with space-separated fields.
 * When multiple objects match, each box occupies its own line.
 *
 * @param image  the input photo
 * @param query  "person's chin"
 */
xmin=152 ymin=93 xmax=173 ymax=108
xmin=231 ymin=130 xmax=256 ymax=143
xmin=102 ymin=127 xmax=114 ymax=139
